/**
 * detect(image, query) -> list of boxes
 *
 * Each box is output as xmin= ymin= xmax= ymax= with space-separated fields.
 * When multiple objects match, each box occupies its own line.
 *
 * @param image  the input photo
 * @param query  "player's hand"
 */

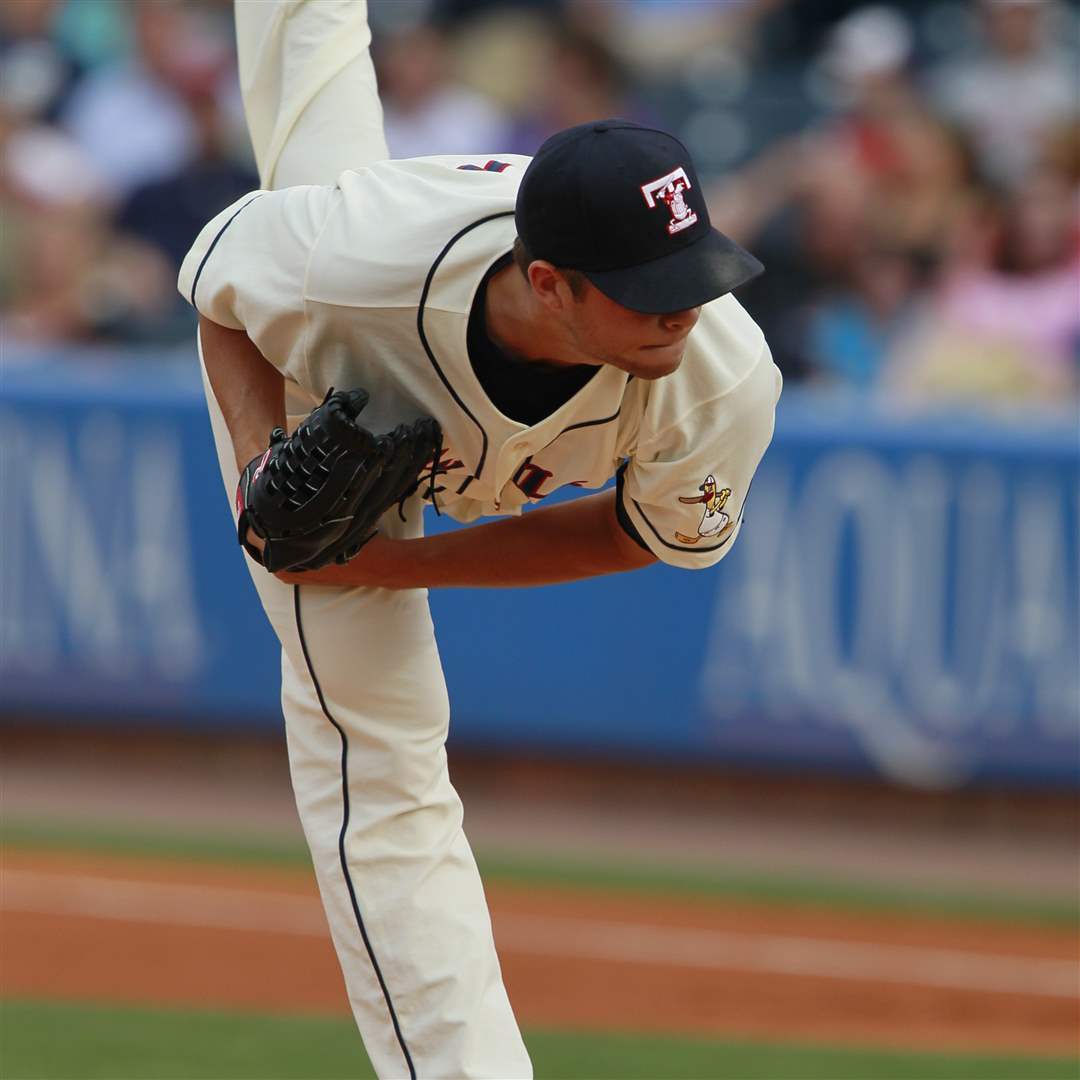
xmin=245 ymin=526 xmax=267 ymax=556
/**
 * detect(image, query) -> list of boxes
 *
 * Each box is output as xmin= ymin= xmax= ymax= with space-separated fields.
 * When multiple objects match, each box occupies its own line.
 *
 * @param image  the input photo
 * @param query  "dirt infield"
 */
xmin=3 ymin=848 xmax=1076 ymax=1057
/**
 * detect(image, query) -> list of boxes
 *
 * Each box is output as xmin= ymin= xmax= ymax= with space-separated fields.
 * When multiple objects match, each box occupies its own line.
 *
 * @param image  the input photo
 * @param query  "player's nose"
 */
xmin=659 ymin=306 xmax=701 ymax=334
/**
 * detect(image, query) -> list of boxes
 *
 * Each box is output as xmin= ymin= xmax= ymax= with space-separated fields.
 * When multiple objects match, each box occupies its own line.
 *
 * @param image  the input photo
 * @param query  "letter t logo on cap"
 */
xmin=640 ymin=167 xmax=698 ymax=236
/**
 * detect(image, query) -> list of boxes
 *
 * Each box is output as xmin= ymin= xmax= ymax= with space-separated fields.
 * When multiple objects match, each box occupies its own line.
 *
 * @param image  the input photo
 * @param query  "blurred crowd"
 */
xmin=2 ymin=0 xmax=1077 ymax=410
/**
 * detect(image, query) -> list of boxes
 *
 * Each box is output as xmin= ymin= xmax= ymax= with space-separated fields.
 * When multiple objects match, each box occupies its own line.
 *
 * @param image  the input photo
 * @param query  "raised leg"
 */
xmin=234 ymin=0 xmax=389 ymax=188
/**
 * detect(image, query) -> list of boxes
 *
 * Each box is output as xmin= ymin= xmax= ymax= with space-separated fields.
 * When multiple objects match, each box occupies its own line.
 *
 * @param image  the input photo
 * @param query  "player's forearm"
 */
xmin=280 ymin=489 xmax=656 ymax=589
xmin=398 ymin=490 xmax=655 ymax=587
xmin=198 ymin=315 xmax=285 ymax=470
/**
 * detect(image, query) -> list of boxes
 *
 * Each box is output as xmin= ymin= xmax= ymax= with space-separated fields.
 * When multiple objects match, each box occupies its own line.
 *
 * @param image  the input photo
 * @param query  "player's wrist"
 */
xmin=234 ymin=428 xmax=278 ymax=476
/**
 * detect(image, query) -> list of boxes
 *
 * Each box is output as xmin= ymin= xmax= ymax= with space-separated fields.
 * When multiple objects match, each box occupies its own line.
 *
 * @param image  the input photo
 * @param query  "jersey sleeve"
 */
xmin=177 ymin=186 xmax=331 ymax=384
xmin=617 ymin=344 xmax=782 ymax=569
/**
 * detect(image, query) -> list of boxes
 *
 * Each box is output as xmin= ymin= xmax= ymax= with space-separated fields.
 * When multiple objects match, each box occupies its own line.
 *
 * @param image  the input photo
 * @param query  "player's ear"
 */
xmin=527 ymin=260 xmax=573 ymax=311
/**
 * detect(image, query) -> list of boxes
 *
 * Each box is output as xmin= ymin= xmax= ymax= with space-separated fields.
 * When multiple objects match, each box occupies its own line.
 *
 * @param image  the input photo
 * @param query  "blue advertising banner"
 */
xmin=695 ymin=400 xmax=1080 ymax=788
xmin=0 ymin=353 xmax=280 ymax=725
xmin=1 ymin=348 xmax=1077 ymax=787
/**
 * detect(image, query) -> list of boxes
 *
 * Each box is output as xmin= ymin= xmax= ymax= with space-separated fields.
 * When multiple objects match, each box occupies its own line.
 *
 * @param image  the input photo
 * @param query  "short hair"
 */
xmin=512 ymin=237 xmax=588 ymax=300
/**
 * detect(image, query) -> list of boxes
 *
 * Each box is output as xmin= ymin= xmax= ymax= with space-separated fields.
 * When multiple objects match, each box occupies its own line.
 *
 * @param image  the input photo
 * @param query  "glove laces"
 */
xmin=397 ymin=433 xmax=449 ymax=520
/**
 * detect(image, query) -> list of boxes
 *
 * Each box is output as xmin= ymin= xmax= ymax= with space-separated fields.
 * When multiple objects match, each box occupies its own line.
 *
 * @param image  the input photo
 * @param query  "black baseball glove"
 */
xmin=235 ymin=388 xmax=442 ymax=573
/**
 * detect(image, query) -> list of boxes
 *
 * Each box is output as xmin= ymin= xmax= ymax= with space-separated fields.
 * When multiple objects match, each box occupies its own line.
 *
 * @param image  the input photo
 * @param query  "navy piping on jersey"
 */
xmin=554 ymin=393 xmax=626 ymax=438
xmin=416 ymin=210 xmax=515 ymax=495
xmin=518 ymin=383 xmax=628 ymax=486
xmin=292 ymin=586 xmax=417 ymax=1080
xmin=188 ymin=193 xmax=265 ymax=312
xmin=614 ymin=461 xmax=650 ymax=551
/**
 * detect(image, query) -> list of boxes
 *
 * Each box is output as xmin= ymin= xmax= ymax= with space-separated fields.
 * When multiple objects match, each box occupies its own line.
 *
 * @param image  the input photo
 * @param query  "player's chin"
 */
xmin=627 ymin=346 xmax=685 ymax=379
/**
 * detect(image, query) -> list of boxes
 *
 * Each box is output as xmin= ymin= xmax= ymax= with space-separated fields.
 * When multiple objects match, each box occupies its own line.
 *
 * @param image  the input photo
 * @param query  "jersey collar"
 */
xmin=418 ymin=213 xmax=629 ymax=502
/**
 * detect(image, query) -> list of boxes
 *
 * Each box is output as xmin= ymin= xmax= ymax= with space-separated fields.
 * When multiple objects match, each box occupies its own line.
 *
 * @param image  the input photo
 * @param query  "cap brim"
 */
xmin=584 ymin=228 xmax=763 ymax=314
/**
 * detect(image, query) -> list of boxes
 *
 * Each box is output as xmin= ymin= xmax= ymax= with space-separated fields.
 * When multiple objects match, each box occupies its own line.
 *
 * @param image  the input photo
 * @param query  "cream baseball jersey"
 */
xmin=178 ymin=154 xmax=781 ymax=569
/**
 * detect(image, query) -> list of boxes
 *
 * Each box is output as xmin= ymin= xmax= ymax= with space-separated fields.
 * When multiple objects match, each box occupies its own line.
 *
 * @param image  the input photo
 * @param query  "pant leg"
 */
xmin=234 ymin=0 xmax=388 ymax=188
xmin=200 ymin=343 xmax=530 ymax=1077
xmin=215 ymin=5 xmax=532 ymax=1074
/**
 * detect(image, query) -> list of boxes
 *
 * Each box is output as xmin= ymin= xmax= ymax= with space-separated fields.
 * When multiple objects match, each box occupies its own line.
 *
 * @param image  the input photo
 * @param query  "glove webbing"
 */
xmin=266 ymin=425 xmax=342 ymax=512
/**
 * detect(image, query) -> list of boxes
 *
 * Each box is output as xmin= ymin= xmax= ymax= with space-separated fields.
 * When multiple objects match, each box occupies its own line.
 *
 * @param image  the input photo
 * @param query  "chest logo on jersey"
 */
xmin=511 ymin=459 xmax=589 ymax=501
xmin=675 ymin=473 xmax=732 ymax=544
xmin=640 ymin=167 xmax=698 ymax=236
xmin=433 ymin=447 xmax=464 ymax=473
xmin=458 ymin=160 xmax=513 ymax=173
xmin=513 ymin=460 xmax=555 ymax=499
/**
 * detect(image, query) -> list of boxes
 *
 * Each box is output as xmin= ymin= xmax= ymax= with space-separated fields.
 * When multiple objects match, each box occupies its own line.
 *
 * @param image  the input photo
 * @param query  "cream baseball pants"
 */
xmin=195 ymin=3 xmax=531 ymax=1076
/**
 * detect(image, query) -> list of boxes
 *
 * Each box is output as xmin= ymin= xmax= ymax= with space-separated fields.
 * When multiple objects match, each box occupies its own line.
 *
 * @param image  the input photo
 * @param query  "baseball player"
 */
xmin=179 ymin=2 xmax=781 ymax=1077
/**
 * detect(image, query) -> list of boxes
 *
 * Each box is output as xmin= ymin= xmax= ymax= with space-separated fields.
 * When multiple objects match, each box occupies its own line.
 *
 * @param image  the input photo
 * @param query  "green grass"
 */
xmin=2 ymin=1000 xmax=1077 ymax=1080
xmin=477 ymin=849 xmax=1080 ymax=929
xmin=3 ymin=816 xmax=1077 ymax=929
xmin=1 ymin=817 xmax=315 ymax=871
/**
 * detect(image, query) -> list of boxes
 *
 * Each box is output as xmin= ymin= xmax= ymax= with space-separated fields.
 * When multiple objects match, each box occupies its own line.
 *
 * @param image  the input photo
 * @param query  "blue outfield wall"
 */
xmin=1 ymin=348 xmax=1077 ymax=789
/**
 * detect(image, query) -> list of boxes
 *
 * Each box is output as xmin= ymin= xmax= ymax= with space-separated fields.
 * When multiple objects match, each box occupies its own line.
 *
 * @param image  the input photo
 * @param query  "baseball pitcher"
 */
xmin=180 ymin=2 xmax=781 ymax=1076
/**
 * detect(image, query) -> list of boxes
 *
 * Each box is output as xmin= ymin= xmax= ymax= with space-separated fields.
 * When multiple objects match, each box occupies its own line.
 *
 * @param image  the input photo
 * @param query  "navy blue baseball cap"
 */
xmin=515 ymin=119 xmax=763 ymax=315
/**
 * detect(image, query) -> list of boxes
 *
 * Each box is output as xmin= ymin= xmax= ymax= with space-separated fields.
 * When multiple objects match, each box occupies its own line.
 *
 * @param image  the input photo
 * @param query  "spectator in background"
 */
xmin=0 ymin=0 xmax=83 ymax=127
xmin=51 ymin=0 xmax=134 ymax=73
xmin=506 ymin=26 xmax=647 ymax=155
xmin=801 ymin=6 xmax=978 ymax=266
xmin=4 ymin=0 xmax=1073 ymax=397
xmin=571 ymin=0 xmax=758 ymax=79
xmin=117 ymin=79 xmax=258 ymax=273
xmin=929 ymin=0 xmax=1077 ymax=189
xmin=801 ymin=232 xmax=933 ymax=391
xmin=0 ymin=126 xmax=176 ymax=346
xmin=376 ymin=22 xmax=511 ymax=158
xmin=711 ymin=5 xmax=973 ymax=387
xmin=58 ymin=0 xmax=230 ymax=201
xmin=794 ymin=98 xmax=977 ymax=389
xmin=428 ymin=0 xmax=564 ymax=24
xmin=883 ymin=132 xmax=1080 ymax=407
xmin=111 ymin=72 xmax=256 ymax=344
